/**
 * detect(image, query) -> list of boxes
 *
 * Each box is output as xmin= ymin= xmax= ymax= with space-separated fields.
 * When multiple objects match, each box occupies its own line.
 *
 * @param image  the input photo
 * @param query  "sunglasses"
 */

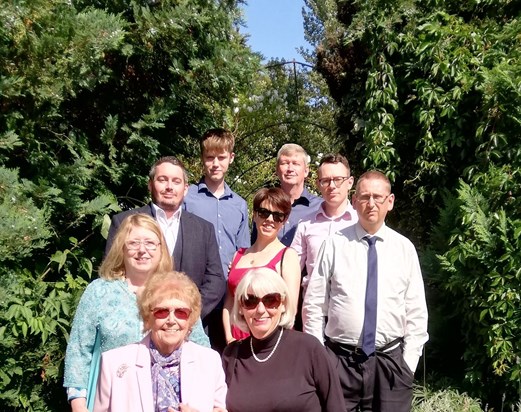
xmin=240 ymin=293 xmax=283 ymax=310
xmin=255 ymin=208 xmax=287 ymax=223
xmin=151 ymin=307 xmax=192 ymax=320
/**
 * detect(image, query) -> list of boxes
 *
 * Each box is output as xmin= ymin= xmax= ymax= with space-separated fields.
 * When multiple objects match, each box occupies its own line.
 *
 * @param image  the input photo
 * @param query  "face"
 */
xmin=317 ymin=162 xmax=354 ymax=207
xmin=123 ymin=227 xmax=162 ymax=276
xmin=254 ymin=200 xmax=286 ymax=239
xmin=240 ymin=289 xmax=285 ymax=339
xmin=148 ymin=162 xmax=188 ymax=213
xmin=353 ymin=178 xmax=394 ymax=234
xmin=149 ymin=297 xmax=191 ymax=355
xmin=202 ymin=150 xmax=234 ymax=183
xmin=276 ymin=152 xmax=309 ymax=188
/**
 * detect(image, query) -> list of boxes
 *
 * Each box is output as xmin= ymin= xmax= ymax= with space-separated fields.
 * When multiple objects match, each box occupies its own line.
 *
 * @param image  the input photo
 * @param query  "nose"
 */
xmin=256 ymin=301 xmax=267 ymax=313
xmin=212 ymin=158 xmax=219 ymax=166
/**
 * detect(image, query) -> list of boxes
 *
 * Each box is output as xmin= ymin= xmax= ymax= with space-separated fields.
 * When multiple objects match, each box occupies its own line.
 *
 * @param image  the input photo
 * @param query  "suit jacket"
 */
xmin=105 ymin=204 xmax=225 ymax=318
xmin=94 ymin=336 xmax=227 ymax=412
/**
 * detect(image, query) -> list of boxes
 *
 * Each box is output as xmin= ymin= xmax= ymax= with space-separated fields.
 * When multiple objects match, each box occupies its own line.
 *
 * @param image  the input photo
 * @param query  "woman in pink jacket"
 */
xmin=94 ymin=271 xmax=227 ymax=412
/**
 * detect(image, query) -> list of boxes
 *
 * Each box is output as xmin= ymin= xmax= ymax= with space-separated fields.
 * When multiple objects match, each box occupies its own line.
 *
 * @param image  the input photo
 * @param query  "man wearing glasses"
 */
xmin=291 ymin=153 xmax=358 ymax=330
xmin=302 ymin=170 xmax=428 ymax=412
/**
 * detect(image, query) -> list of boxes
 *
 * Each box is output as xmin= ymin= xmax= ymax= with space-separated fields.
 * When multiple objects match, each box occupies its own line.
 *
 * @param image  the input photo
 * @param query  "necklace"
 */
xmin=250 ymin=329 xmax=283 ymax=363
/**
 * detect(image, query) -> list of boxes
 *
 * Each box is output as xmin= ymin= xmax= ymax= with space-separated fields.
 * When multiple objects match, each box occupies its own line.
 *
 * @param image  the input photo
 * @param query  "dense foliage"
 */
xmin=304 ymin=0 xmax=521 ymax=407
xmin=0 ymin=0 xmax=259 ymax=409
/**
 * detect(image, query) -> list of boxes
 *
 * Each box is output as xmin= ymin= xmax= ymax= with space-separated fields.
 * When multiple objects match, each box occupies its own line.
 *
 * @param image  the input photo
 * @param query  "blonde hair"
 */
xmin=232 ymin=268 xmax=295 ymax=332
xmin=138 ymin=271 xmax=202 ymax=332
xmin=356 ymin=170 xmax=391 ymax=193
xmin=277 ymin=143 xmax=310 ymax=166
xmin=99 ymin=214 xmax=172 ymax=280
xmin=200 ymin=128 xmax=235 ymax=154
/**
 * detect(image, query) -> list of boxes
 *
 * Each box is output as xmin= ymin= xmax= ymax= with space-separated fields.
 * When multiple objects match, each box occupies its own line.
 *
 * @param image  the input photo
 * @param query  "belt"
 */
xmin=325 ymin=336 xmax=403 ymax=359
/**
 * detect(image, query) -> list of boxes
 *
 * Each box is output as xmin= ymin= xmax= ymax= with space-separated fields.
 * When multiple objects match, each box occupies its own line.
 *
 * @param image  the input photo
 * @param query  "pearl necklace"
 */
xmin=250 ymin=329 xmax=283 ymax=363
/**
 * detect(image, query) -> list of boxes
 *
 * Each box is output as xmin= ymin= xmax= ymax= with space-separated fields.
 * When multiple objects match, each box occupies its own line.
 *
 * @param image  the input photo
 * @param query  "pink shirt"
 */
xmin=291 ymin=201 xmax=358 ymax=286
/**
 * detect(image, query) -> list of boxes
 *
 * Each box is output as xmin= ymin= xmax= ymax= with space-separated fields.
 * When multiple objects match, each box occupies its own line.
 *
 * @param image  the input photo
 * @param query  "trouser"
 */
xmin=325 ymin=337 xmax=414 ymax=412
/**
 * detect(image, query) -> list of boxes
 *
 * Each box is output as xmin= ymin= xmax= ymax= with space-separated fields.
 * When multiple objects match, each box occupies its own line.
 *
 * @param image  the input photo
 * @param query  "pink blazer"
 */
xmin=94 ymin=335 xmax=227 ymax=412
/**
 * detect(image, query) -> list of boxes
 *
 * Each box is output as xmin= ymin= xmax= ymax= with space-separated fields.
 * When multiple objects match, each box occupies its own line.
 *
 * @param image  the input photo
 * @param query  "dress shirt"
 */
xmin=291 ymin=200 xmax=358 ymax=285
xmin=302 ymin=223 xmax=428 ymax=372
xmin=152 ymin=204 xmax=181 ymax=255
xmin=184 ymin=179 xmax=250 ymax=277
xmin=251 ymin=187 xmax=322 ymax=246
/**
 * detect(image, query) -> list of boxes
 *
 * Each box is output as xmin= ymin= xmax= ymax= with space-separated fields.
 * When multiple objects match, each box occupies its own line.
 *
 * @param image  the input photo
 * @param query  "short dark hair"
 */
xmin=253 ymin=187 xmax=292 ymax=216
xmin=149 ymin=156 xmax=188 ymax=182
xmin=318 ymin=153 xmax=351 ymax=176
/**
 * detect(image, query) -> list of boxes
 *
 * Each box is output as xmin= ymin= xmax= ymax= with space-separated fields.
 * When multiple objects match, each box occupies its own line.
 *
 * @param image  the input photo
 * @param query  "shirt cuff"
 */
xmin=67 ymin=387 xmax=87 ymax=401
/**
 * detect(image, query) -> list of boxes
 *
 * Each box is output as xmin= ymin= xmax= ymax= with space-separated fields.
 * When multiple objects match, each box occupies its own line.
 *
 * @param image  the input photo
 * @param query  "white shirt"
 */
xmin=152 ymin=204 xmax=181 ymax=255
xmin=302 ymin=223 xmax=428 ymax=372
xmin=291 ymin=201 xmax=358 ymax=288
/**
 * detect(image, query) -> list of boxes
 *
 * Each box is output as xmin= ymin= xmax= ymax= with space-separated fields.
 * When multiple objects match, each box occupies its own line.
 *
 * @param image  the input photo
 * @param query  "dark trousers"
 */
xmin=325 ymin=338 xmax=414 ymax=412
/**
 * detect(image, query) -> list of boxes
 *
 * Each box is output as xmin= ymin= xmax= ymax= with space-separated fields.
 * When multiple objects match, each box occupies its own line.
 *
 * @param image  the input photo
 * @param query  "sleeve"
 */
xmin=310 ymin=340 xmax=345 ymax=411
xmin=199 ymin=222 xmax=226 ymax=318
xmin=302 ymin=240 xmax=332 ymax=343
xmin=210 ymin=350 xmax=228 ymax=409
xmin=236 ymin=200 xmax=251 ymax=250
xmin=290 ymin=221 xmax=307 ymax=272
xmin=63 ymin=282 xmax=100 ymax=390
xmin=402 ymin=244 xmax=429 ymax=372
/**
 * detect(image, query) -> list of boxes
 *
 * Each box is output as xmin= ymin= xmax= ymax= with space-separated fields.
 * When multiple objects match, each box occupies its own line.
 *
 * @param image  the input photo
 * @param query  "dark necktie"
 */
xmin=362 ymin=236 xmax=378 ymax=356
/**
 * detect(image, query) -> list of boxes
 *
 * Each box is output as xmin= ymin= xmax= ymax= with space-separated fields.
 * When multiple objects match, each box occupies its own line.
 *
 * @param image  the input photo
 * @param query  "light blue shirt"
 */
xmin=184 ymin=179 xmax=250 ymax=278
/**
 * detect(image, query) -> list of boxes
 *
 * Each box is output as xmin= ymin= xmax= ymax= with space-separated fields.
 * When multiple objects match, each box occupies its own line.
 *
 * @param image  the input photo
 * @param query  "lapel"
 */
xmin=179 ymin=341 xmax=197 ymax=404
xmin=135 ymin=335 xmax=154 ymax=412
xmin=173 ymin=212 xmax=188 ymax=270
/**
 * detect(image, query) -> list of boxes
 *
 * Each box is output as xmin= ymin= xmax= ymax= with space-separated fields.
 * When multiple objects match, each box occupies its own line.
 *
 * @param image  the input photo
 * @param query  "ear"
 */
xmin=230 ymin=152 xmax=235 ymax=163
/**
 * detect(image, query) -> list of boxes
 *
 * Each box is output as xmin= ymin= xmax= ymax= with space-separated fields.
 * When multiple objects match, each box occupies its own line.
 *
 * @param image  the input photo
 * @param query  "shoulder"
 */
xmin=182 ymin=210 xmax=211 ymax=226
xmin=284 ymin=247 xmax=299 ymax=259
xmin=285 ymin=329 xmax=321 ymax=347
xmin=183 ymin=341 xmax=221 ymax=362
xmin=113 ymin=205 xmax=152 ymax=221
xmin=382 ymin=225 xmax=416 ymax=249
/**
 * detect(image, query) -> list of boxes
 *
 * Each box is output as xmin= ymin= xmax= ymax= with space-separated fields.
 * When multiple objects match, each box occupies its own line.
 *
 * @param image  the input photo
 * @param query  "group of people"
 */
xmin=63 ymin=130 xmax=428 ymax=412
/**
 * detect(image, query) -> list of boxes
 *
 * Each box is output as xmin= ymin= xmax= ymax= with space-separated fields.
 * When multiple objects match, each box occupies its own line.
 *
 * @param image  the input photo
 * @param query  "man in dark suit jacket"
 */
xmin=105 ymin=156 xmax=226 ymax=348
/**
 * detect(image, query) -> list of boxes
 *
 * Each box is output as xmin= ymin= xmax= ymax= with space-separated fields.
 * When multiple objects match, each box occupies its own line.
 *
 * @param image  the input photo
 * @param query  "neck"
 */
xmin=125 ymin=271 xmax=149 ymax=293
xmin=204 ymin=176 xmax=225 ymax=197
xmin=280 ymin=183 xmax=304 ymax=203
xmin=323 ymin=200 xmax=348 ymax=218
xmin=250 ymin=236 xmax=282 ymax=252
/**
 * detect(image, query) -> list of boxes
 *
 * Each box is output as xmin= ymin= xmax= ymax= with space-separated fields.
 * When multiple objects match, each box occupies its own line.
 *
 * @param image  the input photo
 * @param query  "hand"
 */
xmin=70 ymin=398 xmax=89 ymax=412
xmin=168 ymin=404 xmax=200 ymax=412
xmin=213 ymin=407 xmax=228 ymax=412
xmin=226 ymin=337 xmax=236 ymax=345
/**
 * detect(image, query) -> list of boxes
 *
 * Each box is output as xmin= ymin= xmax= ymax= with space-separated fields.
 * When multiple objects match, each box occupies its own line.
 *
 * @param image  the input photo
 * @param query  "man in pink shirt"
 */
xmin=291 ymin=154 xmax=358 ymax=328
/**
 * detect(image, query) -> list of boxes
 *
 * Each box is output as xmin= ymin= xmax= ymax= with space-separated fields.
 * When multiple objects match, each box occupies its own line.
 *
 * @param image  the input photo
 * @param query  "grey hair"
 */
xmin=276 ymin=143 xmax=310 ymax=166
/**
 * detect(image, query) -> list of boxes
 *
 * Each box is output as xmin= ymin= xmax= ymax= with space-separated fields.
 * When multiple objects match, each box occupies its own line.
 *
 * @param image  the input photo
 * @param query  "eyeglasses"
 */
xmin=255 ymin=208 xmax=287 ymax=223
xmin=317 ymin=176 xmax=351 ymax=188
xmin=356 ymin=194 xmax=390 ymax=204
xmin=125 ymin=240 xmax=160 ymax=251
xmin=240 ymin=293 xmax=283 ymax=310
xmin=151 ymin=307 xmax=192 ymax=320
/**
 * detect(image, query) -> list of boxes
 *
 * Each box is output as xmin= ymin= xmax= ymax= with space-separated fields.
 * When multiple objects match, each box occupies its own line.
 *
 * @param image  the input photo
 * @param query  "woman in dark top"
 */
xmin=222 ymin=268 xmax=344 ymax=412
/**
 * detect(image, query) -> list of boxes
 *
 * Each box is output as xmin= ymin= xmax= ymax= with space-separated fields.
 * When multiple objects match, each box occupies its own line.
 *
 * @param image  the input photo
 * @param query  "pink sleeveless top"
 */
xmin=228 ymin=247 xmax=287 ymax=340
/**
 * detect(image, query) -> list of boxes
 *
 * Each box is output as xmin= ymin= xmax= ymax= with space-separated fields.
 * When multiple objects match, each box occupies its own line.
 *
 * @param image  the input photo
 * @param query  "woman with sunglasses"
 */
xmin=222 ymin=187 xmax=300 ymax=344
xmin=94 ymin=271 xmax=227 ymax=412
xmin=64 ymin=214 xmax=209 ymax=412
xmin=222 ymin=268 xmax=344 ymax=412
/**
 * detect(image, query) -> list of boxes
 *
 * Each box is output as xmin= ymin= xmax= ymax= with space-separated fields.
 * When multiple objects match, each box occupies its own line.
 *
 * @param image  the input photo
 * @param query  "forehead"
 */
xmin=127 ymin=226 xmax=159 ymax=240
xmin=203 ymin=149 xmax=231 ymax=157
xmin=152 ymin=297 xmax=190 ymax=309
xmin=154 ymin=163 xmax=184 ymax=179
xmin=259 ymin=200 xmax=283 ymax=212
xmin=278 ymin=152 xmax=306 ymax=165
xmin=356 ymin=178 xmax=390 ymax=193
xmin=318 ymin=162 xmax=348 ymax=177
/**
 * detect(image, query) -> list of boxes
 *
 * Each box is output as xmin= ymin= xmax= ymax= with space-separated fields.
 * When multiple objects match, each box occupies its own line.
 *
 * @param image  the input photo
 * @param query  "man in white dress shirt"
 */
xmin=302 ymin=170 xmax=428 ymax=411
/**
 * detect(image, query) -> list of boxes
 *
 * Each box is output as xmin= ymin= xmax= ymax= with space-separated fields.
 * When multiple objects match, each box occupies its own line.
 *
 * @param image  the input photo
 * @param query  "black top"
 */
xmin=222 ymin=327 xmax=345 ymax=412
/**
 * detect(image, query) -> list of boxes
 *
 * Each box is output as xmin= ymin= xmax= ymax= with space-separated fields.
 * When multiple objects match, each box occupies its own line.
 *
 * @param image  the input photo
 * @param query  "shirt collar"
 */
xmin=292 ymin=187 xmax=315 ymax=206
xmin=196 ymin=177 xmax=233 ymax=198
xmin=152 ymin=202 xmax=182 ymax=221
xmin=355 ymin=222 xmax=387 ymax=242
xmin=315 ymin=200 xmax=355 ymax=221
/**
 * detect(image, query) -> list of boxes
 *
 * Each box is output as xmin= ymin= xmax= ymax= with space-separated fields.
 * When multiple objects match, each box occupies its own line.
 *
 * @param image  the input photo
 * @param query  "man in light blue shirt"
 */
xmin=184 ymin=128 xmax=250 ymax=278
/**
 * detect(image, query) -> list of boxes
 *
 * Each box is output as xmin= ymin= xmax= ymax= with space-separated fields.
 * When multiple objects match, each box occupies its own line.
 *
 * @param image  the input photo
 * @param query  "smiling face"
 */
xmin=148 ymin=162 xmax=188 ymax=215
xmin=202 ymin=149 xmax=234 ymax=184
xmin=353 ymin=176 xmax=394 ymax=234
xmin=149 ymin=297 xmax=191 ymax=355
xmin=276 ymin=152 xmax=309 ymax=190
xmin=253 ymin=200 xmax=286 ymax=240
xmin=123 ymin=226 xmax=162 ymax=277
xmin=240 ymin=288 xmax=286 ymax=339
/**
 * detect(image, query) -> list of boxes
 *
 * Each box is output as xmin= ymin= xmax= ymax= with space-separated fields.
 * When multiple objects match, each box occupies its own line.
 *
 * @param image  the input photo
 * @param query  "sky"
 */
xmin=241 ymin=0 xmax=310 ymax=62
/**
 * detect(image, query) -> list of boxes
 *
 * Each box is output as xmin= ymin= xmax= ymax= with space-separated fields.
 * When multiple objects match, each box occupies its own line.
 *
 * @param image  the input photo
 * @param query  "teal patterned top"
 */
xmin=63 ymin=278 xmax=209 ymax=391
